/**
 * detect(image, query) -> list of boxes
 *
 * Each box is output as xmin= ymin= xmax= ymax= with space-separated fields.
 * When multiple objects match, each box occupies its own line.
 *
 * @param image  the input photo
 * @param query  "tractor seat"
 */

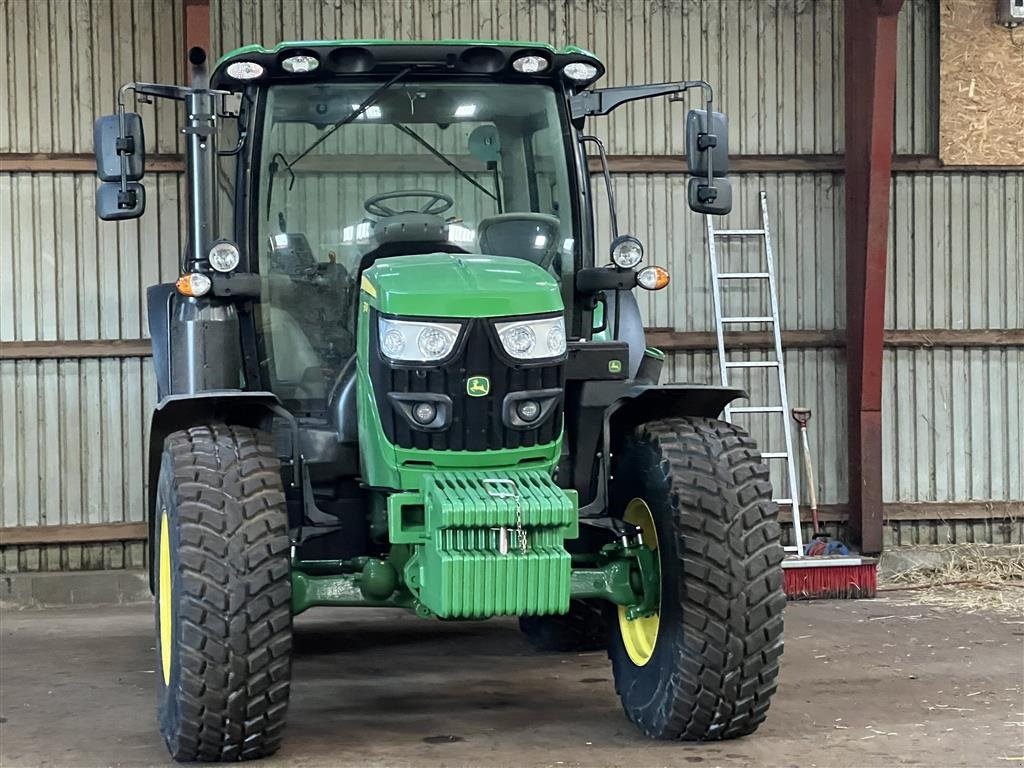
xmin=357 ymin=213 xmax=468 ymax=274
xmin=477 ymin=213 xmax=561 ymax=269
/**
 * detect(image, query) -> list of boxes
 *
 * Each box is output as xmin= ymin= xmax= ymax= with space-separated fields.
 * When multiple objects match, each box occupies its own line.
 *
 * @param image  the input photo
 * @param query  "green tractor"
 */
xmin=94 ymin=40 xmax=784 ymax=762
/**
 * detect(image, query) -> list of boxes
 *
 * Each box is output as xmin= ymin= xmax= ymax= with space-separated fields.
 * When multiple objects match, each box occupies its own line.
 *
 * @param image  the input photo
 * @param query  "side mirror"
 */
xmin=687 ymin=177 xmax=732 ymax=216
xmin=96 ymin=181 xmax=146 ymax=221
xmin=685 ymin=109 xmax=729 ymax=178
xmin=94 ymin=113 xmax=145 ymax=182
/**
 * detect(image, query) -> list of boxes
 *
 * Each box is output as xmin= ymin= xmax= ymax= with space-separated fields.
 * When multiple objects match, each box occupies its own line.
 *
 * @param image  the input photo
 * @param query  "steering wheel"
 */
xmin=364 ymin=189 xmax=454 ymax=217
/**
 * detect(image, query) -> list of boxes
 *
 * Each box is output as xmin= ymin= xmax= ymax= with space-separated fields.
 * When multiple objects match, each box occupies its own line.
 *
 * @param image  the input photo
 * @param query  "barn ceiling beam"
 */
xmin=844 ymin=0 xmax=904 ymax=555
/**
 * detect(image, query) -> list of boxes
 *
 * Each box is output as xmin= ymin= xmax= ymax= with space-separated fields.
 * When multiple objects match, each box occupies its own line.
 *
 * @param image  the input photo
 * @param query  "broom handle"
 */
xmin=799 ymin=425 xmax=818 ymax=528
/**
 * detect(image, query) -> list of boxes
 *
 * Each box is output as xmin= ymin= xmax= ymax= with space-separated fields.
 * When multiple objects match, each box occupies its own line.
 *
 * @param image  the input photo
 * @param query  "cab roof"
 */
xmin=210 ymin=39 xmax=604 ymax=91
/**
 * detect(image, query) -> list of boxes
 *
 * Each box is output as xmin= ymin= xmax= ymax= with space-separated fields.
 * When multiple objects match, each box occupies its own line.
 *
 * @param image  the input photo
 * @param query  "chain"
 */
xmin=483 ymin=478 xmax=528 ymax=556
xmin=513 ymin=487 xmax=527 ymax=555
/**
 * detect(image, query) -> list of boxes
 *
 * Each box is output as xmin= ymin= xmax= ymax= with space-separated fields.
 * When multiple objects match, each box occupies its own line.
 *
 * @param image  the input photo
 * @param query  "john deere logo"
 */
xmin=466 ymin=376 xmax=490 ymax=397
xmin=608 ymin=359 xmax=623 ymax=374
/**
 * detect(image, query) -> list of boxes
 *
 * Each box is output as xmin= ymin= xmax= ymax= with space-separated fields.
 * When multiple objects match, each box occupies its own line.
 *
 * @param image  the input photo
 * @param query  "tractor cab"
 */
xmin=93 ymin=40 xmax=782 ymax=764
xmin=253 ymin=77 xmax=579 ymax=414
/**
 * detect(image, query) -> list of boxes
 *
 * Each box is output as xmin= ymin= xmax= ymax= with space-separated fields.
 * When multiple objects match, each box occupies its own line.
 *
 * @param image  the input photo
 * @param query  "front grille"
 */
xmin=370 ymin=313 xmax=565 ymax=452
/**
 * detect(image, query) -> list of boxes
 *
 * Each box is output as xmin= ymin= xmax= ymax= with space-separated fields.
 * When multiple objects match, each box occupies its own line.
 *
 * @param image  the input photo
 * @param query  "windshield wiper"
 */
xmin=271 ymin=66 xmax=414 ymax=183
xmin=391 ymin=123 xmax=498 ymax=203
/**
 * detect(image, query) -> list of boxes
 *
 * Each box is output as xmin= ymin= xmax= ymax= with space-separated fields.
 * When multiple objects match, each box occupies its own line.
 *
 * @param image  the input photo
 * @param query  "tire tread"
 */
xmin=161 ymin=424 xmax=291 ymax=762
xmin=612 ymin=416 xmax=784 ymax=741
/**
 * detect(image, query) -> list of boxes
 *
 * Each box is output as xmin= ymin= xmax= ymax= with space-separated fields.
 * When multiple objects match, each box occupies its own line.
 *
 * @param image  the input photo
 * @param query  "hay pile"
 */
xmin=880 ymin=544 xmax=1024 ymax=615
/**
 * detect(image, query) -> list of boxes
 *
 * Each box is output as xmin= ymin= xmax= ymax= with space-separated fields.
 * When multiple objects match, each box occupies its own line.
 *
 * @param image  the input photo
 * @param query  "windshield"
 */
xmin=254 ymin=80 xmax=577 ymax=412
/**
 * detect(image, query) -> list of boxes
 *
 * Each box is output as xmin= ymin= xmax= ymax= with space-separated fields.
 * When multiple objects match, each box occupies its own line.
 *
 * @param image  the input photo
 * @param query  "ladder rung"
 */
xmin=773 ymin=498 xmax=793 ymax=505
xmin=783 ymin=545 xmax=801 ymax=553
xmin=724 ymin=360 xmax=779 ymax=368
xmin=761 ymin=452 xmax=790 ymax=459
xmin=721 ymin=316 xmax=774 ymax=323
xmin=729 ymin=406 xmax=786 ymax=414
xmin=714 ymin=229 xmax=765 ymax=236
xmin=718 ymin=271 xmax=771 ymax=279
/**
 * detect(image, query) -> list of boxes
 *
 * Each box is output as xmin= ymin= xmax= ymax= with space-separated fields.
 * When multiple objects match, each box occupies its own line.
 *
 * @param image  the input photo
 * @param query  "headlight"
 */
xmin=495 ymin=316 xmax=567 ymax=360
xmin=378 ymin=318 xmax=461 ymax=362
xmin=512 ymin=54 xmax=548 ymax=73
xmin=281 ymin=54 xmax=318 ymax=73
xmin=611 ymin=235 xmax=644 ymax=269
xmin=226 ymin=61 xmax=264 ymax=80
xmin=563 ymin=62 xmax=598 ymax=81
xmin=208 ymin=240 xmax=240 ymax=273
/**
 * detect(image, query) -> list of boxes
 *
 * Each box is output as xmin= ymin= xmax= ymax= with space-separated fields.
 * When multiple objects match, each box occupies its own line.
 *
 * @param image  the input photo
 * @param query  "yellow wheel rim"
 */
xmin=159 ymin=511 xmax=172 ymax=686
xmin=617 ymin=498 xmax=660 ymax=667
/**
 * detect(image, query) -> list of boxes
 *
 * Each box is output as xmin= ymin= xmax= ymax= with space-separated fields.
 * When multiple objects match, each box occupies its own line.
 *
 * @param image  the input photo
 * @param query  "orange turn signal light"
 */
xmin=175 ymin=272 xmax=212 ymax=297
xmin=637 ymin=265 xmax=670 ymax=291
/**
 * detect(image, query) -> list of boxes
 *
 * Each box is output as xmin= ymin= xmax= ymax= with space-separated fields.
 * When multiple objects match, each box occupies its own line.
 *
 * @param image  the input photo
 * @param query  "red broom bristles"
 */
xmin=784 ymin=564 xmax=877 ymax=600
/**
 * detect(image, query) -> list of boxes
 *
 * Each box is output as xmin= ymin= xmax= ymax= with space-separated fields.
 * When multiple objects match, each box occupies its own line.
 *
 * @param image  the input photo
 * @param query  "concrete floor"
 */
xmin=1 ymin=599 xmax=1021 ymax=768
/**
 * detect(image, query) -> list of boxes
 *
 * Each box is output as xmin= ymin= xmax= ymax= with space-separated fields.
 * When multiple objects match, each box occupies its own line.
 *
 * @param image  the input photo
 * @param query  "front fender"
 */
xmin=570 ymin=381 xmax=746 ymax=513
xmin=605 ymin=383 xmax=746 ymax=436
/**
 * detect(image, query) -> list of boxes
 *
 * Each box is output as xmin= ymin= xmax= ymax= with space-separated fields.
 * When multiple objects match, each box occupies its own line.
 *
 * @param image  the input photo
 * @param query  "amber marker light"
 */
xmin=637 ymin=266 xmax=670 ymax=291
xmin=175 ymin=273 xmax=211 ymax=297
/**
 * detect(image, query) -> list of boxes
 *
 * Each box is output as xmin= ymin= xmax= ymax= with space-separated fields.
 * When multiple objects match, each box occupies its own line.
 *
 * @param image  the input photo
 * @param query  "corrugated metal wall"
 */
xmin=2 ymin=0 xmax=1021 ymax=572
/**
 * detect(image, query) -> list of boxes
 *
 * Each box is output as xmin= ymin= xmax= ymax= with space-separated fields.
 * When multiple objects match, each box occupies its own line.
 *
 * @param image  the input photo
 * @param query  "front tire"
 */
xmin=518 ymin=599 xmax=607 ymax=652
xmin=608 ymin=417 xmax=784 ymax=740
xmin=154 ymin=424 xmax=292 ymax=762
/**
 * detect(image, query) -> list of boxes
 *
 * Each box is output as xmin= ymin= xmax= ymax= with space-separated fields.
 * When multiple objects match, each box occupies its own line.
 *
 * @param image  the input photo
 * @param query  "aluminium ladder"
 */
xmin=705 ymin=191 xmax=804 ymax=555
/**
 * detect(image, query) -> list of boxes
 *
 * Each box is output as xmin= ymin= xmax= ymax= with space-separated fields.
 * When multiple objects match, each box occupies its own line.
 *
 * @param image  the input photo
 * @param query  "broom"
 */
xmin=783 ymin=406 xmax=878 ymax=600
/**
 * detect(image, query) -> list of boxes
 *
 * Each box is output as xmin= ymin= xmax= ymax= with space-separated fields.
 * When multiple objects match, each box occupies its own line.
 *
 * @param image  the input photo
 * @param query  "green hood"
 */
xmin=362 ymin=253 xmax=564 ymax=318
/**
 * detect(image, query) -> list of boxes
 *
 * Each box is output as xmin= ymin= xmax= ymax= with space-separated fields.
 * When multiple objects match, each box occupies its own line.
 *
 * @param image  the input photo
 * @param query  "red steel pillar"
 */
xmin=182 ymin=0 xmax=211 ymax=80
xmin=844 ymin=0 xmax=903 ymax=554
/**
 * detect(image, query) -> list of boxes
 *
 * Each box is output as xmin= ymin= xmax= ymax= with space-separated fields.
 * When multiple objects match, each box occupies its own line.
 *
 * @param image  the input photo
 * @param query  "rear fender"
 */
xmin=145 ymin=391 xmax=285 ymax=591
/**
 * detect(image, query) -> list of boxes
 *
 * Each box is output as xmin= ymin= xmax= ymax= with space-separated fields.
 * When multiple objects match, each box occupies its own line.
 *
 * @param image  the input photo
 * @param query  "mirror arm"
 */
xmin=570 ymin=79 xmax=712 ymax=119
xmin=572 ymin=80 xmax=720 ymax=196
xmin=579 ymin=135 xmax=618 ymax=240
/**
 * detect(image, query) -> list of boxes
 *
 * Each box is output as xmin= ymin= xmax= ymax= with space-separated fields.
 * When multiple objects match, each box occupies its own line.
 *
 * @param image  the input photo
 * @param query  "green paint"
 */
xmin=393 ymin=441 xmax=562 ymax=490
xmin=393 ymin=470 xmax=578 ymax=618
xmin=366 ymin=254 xmax=564 ymax=318
xmin=354 ymin=252 xmax=566 ymax=491
xmin=466 ymin=376 xmax=490 ymax=397
xmin=359 ymin=558 xmax=399 ymax=600
xmin=292 ymin=570 xmax=416 ymax=614
xmin=592 ymin=300 xmax=610 ymax=342
xmin=355 ymin=308 xmax=402 ymax=489
xmin=624 ymin=544 xmax=660 ymax=620
xmin=568 ymin=560 xmax=637 ymax=605
xmin=568 ymin=543 xmax=659 ymax=616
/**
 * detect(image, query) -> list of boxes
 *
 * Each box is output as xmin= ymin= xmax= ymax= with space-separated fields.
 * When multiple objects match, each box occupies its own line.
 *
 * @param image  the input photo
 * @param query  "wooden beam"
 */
xmin=6 ymin=152 xmax=1024 ymax=176
xmin=844 ymin=0 xmax=904 ymax=555
xmin=2 ymin=503 xmax=1017 ymax=547
xmin=779 ymin=501 xmax=1023 ymax=524
xmin=1 ymin=339 xmax=154 ymax=360
xmin=0 ymin=522 xmax=148 ymax=546
xmin=645 ymin=329 xmax=846 ymax=351
xmin=5 ymin=328 xmax=1023 ymax=361
xmin=0 ymin=153 xmax=184 ymax=173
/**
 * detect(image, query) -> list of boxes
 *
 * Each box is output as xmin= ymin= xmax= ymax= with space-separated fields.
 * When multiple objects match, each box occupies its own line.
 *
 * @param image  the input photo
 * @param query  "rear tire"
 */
xmin=518 ymin=599 xmax=607 ymax=652
xmin=607 ymin=417 xmax=784 ymax=740
xmin=154 ymin=424 xmax=292 ymax=762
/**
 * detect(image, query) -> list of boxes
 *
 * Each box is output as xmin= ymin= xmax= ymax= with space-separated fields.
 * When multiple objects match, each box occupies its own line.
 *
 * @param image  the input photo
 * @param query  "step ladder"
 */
xmin=705 ymin=191 xmax=804 ymax=556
